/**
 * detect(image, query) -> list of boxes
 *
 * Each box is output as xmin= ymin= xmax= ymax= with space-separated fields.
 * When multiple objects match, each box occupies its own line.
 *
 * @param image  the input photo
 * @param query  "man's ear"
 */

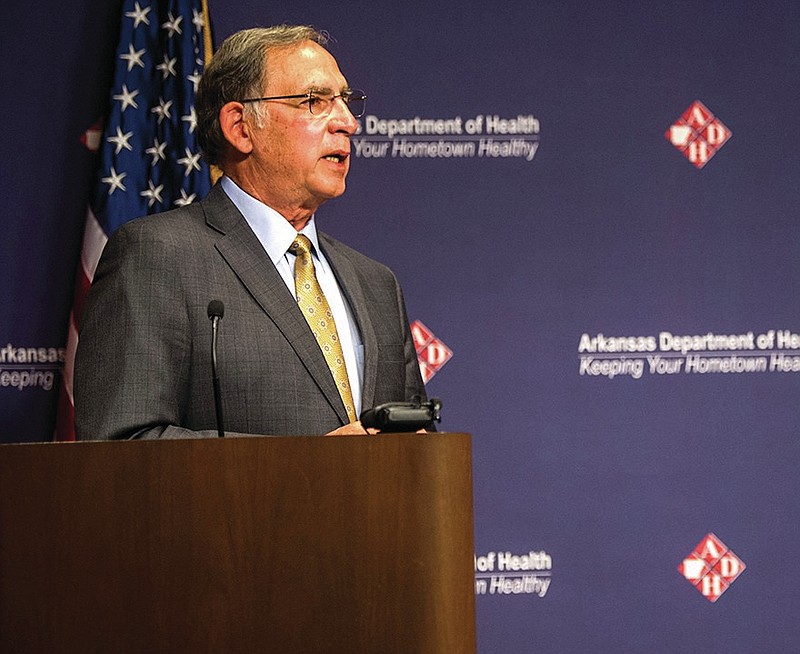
xmin=219 ymin=101 xmax=254 ymax=155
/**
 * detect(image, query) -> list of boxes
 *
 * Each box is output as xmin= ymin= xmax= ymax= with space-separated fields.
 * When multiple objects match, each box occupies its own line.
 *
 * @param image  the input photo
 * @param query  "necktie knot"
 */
xmin=291 ymin=234 xmax=312 ymax=257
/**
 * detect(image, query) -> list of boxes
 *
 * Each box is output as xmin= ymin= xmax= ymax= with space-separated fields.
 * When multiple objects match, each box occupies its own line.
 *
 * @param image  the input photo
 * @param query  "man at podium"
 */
xmin=74 ymin=25 xmax=426 ymax=440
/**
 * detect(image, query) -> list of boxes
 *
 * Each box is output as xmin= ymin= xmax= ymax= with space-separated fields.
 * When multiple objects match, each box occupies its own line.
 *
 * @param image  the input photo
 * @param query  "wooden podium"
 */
xmin=0 ymin=433 xmax=475 ymax=653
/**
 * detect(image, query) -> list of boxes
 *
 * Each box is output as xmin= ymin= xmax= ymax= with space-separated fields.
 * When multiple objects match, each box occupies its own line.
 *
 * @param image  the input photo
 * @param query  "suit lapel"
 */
xmin=201 ymin=186 xmax=349 ymax=424
xmin=319 ymin=235 xmax=379 ymax=413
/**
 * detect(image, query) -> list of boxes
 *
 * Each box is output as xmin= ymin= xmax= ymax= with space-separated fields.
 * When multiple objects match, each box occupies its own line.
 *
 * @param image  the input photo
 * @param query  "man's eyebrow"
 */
xmin=306 ymin=86 xmax=352 ymax=95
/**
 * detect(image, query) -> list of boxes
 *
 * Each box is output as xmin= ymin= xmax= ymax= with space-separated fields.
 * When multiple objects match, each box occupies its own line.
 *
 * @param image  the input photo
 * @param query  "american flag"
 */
xmin=55 ymin=0 xmax=213 ymax=440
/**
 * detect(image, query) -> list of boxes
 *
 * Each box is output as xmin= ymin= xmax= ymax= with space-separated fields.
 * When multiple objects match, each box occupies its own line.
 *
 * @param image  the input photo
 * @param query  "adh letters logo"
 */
xmin=666 ymin=100 xmax=732 ymax=169
xmin=411 ymin=320 xmax=453 ymax=383
xmin=678 ymin=533 xmax=746 ymax=602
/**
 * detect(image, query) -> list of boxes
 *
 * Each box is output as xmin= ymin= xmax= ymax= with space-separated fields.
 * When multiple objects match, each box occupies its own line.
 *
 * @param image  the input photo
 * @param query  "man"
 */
xmin=74 ymin=25 xmax=426 ymax=439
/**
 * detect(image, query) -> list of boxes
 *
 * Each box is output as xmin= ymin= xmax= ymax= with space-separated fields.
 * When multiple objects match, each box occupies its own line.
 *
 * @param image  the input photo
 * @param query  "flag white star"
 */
xmin=177 ymin=147 xmax=202 ymax=177
xmin=187 ymin=70 xmax=202 ymax=92
xmin=125 ymin=2 xmax=151 ymax=28
xmin=162 ymin=12 xmax=183 ymax=37
xmin=113 ymin=84 xmax=139 ymax=112
xmin=181 ymin=107 xmax=198 ymax=133
xmin=151 ymin=98 xmax=173 ymax=124
xmin=156 ymin=55 xmax=178 ymax=80
xmin=101 ymin=166 xmax=127 ymax=195
xmin=140 ymin=180 xmax=164 ymax=207
xmin=175 ymin=189 xmax=197 ymax=207
xmin=192 ymin=9 xmax=204 ymax=32
xmin=107 ymin=126 xmax=133 ymax=154
xmin=120 ymin=43 xmax=145 ymax=71
xmin=145 ymin=137 xmax=168 ymax=166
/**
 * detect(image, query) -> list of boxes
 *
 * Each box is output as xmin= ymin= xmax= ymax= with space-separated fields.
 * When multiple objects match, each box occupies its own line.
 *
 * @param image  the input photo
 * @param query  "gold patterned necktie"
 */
xmin=291 ymin=235 xmax=357 ymax=423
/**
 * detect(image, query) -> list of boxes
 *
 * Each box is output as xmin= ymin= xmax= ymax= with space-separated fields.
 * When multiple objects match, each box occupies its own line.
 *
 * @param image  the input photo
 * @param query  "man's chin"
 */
xmin=315 ymin=182 xmax=348 ymax=203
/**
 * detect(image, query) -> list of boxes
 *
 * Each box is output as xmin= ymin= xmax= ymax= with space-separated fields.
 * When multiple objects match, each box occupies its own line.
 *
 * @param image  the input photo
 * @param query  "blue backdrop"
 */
xmin=2 ymin=2 xmax=799 ymax=651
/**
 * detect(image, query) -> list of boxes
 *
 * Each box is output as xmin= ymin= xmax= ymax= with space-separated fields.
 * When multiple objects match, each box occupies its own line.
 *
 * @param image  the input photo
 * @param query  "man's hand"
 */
xmin=325 ymin=421 xmax=379 ymax=436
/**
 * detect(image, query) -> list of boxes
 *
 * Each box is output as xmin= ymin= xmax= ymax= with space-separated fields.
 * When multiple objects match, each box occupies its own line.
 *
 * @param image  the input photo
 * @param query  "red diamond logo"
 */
xmin=410 ymin=320 xmax=453 ymax=383
xmin=678 ymin=533 xmax=746 ymax=602
xmin=665 ymin=100 xmax=732 ymax=169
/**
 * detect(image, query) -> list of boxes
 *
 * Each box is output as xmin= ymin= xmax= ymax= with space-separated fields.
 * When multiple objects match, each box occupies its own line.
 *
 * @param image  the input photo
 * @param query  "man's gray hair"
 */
xmin=196 ymin=25 xmax=328 ymax=166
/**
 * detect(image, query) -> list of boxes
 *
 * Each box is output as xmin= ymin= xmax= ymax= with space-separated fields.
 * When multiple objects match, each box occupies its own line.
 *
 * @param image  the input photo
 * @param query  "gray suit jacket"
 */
xmin=74 ymin=184 xmax=426 ymax=440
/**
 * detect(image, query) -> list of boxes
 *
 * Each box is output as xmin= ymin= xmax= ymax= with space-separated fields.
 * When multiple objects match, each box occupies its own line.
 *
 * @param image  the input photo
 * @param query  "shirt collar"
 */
xmin=220 ymin=175 xmax=321 ymax=263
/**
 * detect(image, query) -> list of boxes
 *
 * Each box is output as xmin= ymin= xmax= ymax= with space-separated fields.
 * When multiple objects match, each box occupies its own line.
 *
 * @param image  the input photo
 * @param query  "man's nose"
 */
xmin=329 ymin=97 xmax=359 ymax=134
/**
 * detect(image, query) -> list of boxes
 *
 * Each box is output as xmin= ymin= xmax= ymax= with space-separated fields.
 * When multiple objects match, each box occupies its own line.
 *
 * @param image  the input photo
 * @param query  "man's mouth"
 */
xmin=323 ymin=153 xmax=348 ymax=163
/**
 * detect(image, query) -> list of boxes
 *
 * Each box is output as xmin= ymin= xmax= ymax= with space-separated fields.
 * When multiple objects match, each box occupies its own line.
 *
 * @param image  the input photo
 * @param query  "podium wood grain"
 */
xmin=0 ymin=433 xmax=475 ymax=653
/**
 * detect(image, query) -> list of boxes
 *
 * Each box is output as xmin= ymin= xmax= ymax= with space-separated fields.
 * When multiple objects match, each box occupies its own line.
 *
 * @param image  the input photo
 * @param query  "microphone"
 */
xmin=207 ymin=300 xmax=225 ymax=438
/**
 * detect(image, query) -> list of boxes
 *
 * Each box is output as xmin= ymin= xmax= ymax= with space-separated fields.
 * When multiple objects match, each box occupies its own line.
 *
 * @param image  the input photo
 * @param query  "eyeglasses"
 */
xmin=240 ymin=89 xmax=367 ymax=118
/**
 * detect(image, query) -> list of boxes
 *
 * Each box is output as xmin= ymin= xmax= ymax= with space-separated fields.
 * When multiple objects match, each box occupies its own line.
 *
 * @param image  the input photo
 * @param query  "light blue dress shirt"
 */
xmin=219 ymin=176 xmax=364 ymax=416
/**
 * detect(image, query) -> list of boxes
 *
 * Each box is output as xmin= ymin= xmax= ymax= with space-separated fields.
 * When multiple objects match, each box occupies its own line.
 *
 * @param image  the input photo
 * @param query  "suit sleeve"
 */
xmin=74 ymin=222 xmax=201 ymax=440
xmin=396 ymin=281 xmax=427 ymax=404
